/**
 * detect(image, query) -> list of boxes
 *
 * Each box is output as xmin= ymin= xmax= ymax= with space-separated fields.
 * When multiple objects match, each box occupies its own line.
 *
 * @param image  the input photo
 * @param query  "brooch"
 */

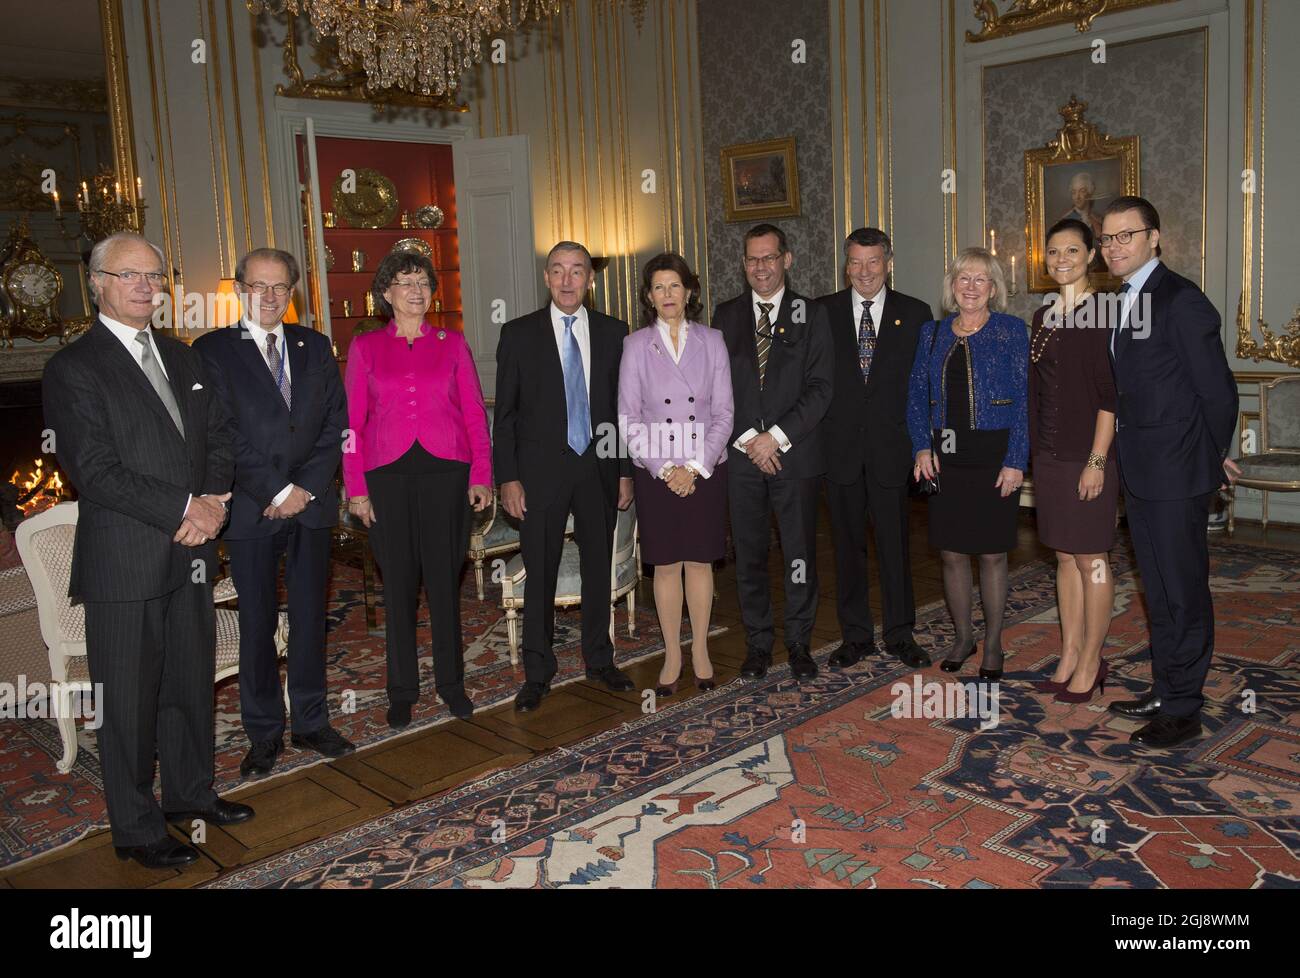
xmin=437 ymin=330 xmax=446 ymax=340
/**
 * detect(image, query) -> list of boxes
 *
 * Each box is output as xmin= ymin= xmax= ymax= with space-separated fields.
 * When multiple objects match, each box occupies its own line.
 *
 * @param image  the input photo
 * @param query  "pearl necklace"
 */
xmin=1031 ymin=290 xmax=1092 ymax=363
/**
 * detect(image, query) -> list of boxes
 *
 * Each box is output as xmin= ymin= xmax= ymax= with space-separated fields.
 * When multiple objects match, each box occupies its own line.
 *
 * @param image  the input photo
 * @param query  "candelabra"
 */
xmin=54 ymin=167 xmax=146 ymax=243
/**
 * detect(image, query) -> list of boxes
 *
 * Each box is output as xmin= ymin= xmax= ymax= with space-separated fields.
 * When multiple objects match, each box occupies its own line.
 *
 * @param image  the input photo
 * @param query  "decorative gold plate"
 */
xmin=323 ymin=245 xmax=335 ymax=271
xmin=331 ymin=168 xmax=399 ymax=229
xmin=414 ymin=204 xmax=444 ymax=229
xmin=391 ymin=237 xmax=434 ymax=260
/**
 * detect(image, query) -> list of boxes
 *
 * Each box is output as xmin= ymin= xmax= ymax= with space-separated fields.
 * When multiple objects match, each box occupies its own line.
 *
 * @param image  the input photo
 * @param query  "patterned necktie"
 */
xmin=858 ymin=301 xmax=877 ymax=381
xmin=134 ymin=331 xmax=184 ymax=437
xmin=755 ymin=302 xmax=774 ymax=386
xmin=561 ymin=315 xmax=591 ymax=454
xmin=266 ymin=333 xmax=292 ymax=410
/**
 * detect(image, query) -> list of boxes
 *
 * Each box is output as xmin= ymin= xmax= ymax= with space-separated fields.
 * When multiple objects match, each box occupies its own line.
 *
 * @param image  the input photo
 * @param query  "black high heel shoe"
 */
xmin=978 ymin=649 xmax=1005 ymax=682
xmin=939 ymin=643 xmax=976 ymax=673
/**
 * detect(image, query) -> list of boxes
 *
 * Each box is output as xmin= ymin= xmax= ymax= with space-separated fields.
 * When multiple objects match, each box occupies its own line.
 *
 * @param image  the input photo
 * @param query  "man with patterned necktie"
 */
xmin=495 ymin=241 xmax=636 ymax=712
xmin=712 ymin=224 xmax=833 ymax=681
xmin=194 ymin=248 xmax=353 ymax=779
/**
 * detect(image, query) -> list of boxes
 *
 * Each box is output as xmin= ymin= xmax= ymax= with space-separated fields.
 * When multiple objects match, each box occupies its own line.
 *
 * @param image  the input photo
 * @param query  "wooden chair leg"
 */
xmin=474 ymin=558 xmax=485 ymax=601
xmin=55 ymin=685 xmax=79 ymax=774
xmin=1262 ymin=490 xmax=1269 ymax=532
xmin=1228 ymin=491 xmax=1235 ymax=534
xmin=506 ymin=608 xmax=519 ymax=666
xmin=627 ymin=590 xmax=636 ymax=636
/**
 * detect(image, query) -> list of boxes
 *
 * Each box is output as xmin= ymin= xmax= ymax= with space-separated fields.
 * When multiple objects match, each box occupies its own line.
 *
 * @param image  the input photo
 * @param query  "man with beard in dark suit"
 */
xmin=817 ymin=228 xmax=933 ymax=670
xmin=42 ymin=232 xmax=253 ymax=869
xmin=712 ymin=224 xmax=833 ymax=681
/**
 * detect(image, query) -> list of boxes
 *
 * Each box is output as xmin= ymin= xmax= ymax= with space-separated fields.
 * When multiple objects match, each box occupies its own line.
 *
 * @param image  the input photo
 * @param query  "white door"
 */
xmin=452 ymin=134 xmax=537 ymax=395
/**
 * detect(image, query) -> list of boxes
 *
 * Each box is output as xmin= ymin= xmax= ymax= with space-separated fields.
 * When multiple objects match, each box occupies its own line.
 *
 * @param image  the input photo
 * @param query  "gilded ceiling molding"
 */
xmin=0 ymin=77 xmax=107 ymax=113
xmin=966 ymin=0 xmax=1178 ymax=43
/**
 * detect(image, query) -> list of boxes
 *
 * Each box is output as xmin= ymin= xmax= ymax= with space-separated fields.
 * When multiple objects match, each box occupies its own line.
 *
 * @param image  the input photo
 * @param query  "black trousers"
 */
xmin=84 ymin=580 xmax=218 ymax=847
xmin=727 ymin=458 xmax=820 ymax=653
xmin=227 ymin=522 xmax=332 ymax=744
xmin=824 ymin=464 xmax=915 ymax=647
xmin=1122 ymin=487 xmax=1216 ymax=717
xmin=366 ymin=446 xmax=471 ymax=703
xmin=518 ymin=448 xmax=615 ymax=684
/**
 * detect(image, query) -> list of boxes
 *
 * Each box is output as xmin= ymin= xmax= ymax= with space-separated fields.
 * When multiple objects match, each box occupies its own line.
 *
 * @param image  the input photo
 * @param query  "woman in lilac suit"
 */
xmin=619 ymin=252 xmax=734 ymax=697
xmin=344 ymin=251 xmax=492 ymax=726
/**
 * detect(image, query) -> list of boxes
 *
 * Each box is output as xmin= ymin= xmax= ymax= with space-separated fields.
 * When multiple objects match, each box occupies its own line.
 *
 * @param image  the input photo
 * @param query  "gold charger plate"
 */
xmin=331 ymin=167 xmax=400 ymax=229
xmin=392 ymin=237 xmax=434 ymax=260
xmin=414 ymin=204 xmax=444 ymax=229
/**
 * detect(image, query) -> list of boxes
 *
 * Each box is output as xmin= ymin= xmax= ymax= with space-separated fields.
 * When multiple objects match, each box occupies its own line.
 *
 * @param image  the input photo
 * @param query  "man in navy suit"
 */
xmin=194 ymin=248 xmax=353 ymax=777
xmin=1101 ymin=197 xmax=1240 ymax=748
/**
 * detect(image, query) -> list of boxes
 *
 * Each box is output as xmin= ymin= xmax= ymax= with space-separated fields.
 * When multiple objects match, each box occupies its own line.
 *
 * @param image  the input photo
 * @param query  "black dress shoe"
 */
xmin=887 ymin=637 xmax=930 ymax=668
xmin=115 ymin=836 xmax=199 ymax=869
xmin=440 ymin=688 xmax=475 ymax=719
xmin=514 ymin=681 xmax=551 ymax=712
xmin=828 ymin=641 xmax=870 ymax=669
xmin=387 ymin=702 xmax=412 ymax=729
xmin=1109 ymin=692 xmax=1162 ymax=718
xmin=291 ymin=725 xmax=356 ymax=758
xmin=787 ymin=644 xmax=819 ymax=680
xmin=239 ymin=738 xmax=284 ymax=779
xmin=164 ymin=798 xmax=255 ymax=826
xmin=585 ymin=665 xmax=635 ymax=692
xmin=1130 ymin=712 xmax=1202 ymax=748
xmin=939 ymin=644 xmax=976 ymax=673
xmin=740 ymin=647 xmax=771 ymax=679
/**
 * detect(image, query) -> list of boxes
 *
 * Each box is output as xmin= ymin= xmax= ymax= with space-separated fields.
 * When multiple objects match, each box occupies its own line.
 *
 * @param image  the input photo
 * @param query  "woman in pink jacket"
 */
xmin=619 ymin=252 xmax=734 ymax=698
xmin=344 ymin=251 xmax=492 ymax=726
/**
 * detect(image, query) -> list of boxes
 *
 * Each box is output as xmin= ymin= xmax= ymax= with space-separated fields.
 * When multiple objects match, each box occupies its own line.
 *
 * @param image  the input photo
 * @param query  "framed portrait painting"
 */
xmin=1024 ymin=96 xmax=1139 ymax=292
xmin=721 ymin=137 xmax=800 ymax=223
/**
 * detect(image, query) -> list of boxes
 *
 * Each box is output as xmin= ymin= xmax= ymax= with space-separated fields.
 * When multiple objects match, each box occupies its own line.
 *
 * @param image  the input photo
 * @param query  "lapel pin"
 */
xmin=894 ymin=319 xmax=901 ymax=326
xmin=437 ymin=329 xmax=446 ymax=340
xmin=297 ymin=340 xmax=304 ymax=347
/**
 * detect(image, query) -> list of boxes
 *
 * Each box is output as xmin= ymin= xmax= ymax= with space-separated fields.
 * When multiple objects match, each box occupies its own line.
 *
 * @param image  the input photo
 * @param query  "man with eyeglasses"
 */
xmin=1100 ymin=196 xmax=1240 ymax=748
xmin=712 ymin=223 xmax=833 ymax=681
xmin=42 ymin=232 xmax=251 ymax=869
xmin=193 ymin=248 xmax=353 ymax=777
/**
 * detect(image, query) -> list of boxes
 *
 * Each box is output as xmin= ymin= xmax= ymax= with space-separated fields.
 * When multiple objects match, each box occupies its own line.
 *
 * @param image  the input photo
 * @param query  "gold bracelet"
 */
xmin=1086 ymin=453 xmax=1106 ymax=470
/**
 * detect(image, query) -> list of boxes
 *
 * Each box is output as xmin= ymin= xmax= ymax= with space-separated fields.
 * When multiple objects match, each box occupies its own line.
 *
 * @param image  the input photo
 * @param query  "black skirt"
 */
xmin=927 ymin=427 xmax=1021 ymax=554
xmin=633 ymin=462 xmax=728 ymax=565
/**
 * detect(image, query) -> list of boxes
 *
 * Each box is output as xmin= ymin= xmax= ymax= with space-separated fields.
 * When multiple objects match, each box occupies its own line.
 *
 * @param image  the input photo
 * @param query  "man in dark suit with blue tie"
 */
xmin=43 ymin=233 xmax=253 ymax=869
xmin=494 ymin=241 xmax=636 ymax=712
xmin=1101 ymin=197 xmax=1240 ymax=748
xmin=194 ymin=249 xmax=353 ymax=778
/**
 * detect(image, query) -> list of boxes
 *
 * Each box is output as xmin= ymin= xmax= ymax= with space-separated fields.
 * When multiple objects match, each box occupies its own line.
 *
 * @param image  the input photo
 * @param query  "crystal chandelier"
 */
xmin=247 ymin=1 xmax=564 ymax=97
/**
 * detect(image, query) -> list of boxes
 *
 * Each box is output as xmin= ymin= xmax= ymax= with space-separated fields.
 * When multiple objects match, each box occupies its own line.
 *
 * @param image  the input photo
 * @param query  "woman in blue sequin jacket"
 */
xmin=905 ymin=248 xmax=1029 ymax=681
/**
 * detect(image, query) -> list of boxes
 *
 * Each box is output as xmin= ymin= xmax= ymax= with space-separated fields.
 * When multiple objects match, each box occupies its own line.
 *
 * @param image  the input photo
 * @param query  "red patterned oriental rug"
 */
xmin=207 ymin=541 xmax=1300 ymax=889
xmin=0 ymin=564 xmax=692 ymax=868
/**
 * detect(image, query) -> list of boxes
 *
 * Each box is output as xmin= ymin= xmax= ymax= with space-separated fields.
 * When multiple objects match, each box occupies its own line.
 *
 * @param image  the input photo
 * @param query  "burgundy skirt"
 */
xmin=632 ymin=462 xmax=729 ymax=565
xmin=1032 ymin=453 xmax=1119 ymax=554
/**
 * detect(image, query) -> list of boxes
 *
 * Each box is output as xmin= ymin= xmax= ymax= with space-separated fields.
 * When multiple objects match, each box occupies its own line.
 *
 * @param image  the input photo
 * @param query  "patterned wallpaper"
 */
xmin=697 ymin=0 xmax=836 ymax=312
xmin=983 ymin=31 xmax=1206 ymax=324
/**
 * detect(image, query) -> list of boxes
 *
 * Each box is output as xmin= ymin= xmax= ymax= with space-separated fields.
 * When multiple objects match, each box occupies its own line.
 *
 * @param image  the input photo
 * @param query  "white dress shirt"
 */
xmin=732 ymin=287 xmax=793 ymax=455
xmin=241 ymin=317 xmax=303 ymax=508
xmin=1111 ymin=256 xmax=1160 ymax=357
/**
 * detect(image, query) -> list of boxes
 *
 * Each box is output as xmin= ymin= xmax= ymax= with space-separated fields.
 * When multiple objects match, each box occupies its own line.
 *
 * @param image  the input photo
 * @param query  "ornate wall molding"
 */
xmin=966 ymin=0 xmax=1178 ymax=43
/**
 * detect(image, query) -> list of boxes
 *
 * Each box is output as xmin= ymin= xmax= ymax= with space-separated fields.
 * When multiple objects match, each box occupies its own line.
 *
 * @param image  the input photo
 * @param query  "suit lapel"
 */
xmin=92 ymin=321 xmax=186 ymax=442
xmin=1114 ymin=263 xmax=1162 ymax=362
xmin=154 ymin=340 xmax=193 ymax=439
xmin=285 ymin=325 xmax=307 ymax=414
xmin=869 ymin=289 xmax=905 ymax=389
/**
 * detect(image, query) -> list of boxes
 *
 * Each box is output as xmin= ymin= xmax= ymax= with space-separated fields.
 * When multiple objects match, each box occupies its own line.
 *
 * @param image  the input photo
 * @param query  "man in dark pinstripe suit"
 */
xmin=42 ymin=233 xmax=256 ymax=869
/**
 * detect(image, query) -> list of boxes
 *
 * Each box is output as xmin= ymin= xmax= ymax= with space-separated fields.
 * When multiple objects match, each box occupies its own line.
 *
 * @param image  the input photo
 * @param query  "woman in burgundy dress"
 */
xmin=1028 ymin=218 xmax=1118 ymax=703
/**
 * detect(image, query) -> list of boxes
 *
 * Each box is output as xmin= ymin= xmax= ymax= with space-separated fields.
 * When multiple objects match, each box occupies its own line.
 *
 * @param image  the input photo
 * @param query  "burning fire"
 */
xmin=9 ymin=458 xmax=66 ymax=516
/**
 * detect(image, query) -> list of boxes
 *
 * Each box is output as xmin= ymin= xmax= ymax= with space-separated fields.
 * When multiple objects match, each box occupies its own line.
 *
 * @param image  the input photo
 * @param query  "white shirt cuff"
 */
xmin=685 ymin=459 xmax=711 ymax=479
xmin=767 ymin=425 xmax=793 ymax=452
xmin=657 ymin=462 xmax=674 ymax=480
xmin=272 ymin=483 xmax=295 ymax=507
xmin=732 ymin=428 xmax=759 ymax=452
xmin=182 ymin=494 xmax=192 ymax=520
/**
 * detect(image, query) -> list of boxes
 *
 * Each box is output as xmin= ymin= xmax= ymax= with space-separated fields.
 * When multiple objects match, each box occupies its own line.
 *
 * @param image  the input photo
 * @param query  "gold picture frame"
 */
xmin=1024 ymin=96 xmax=1139 ymax=293
xmin=721 ymin=137 xmax=800 ymax=224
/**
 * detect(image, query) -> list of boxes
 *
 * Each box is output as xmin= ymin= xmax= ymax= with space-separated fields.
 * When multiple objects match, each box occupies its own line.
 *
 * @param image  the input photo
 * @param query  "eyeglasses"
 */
xmin=391 ymin=279 xmax=433 ymax=291
xmin=743 ymin=254 xmax=782 ymax=269
xmin=955 ymin=274 xmax=991 ymax=288
xmin=241 ymin=281 xmax=292 ymax=296
xmin=97 ymin=269 xmax=167 ymax=286
xmin=1098 ymin=227 xmax=1153 ymax=247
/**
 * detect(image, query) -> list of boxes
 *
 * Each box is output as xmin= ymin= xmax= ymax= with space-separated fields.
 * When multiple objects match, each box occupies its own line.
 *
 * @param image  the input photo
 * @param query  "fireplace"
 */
xmin=0 ymin=376 xmax=69 ymax=529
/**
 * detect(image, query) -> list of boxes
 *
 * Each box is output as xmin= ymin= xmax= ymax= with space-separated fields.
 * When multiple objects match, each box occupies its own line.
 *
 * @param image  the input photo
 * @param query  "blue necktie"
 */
xmin=562 ymin=315 xmax=591 ymax=454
